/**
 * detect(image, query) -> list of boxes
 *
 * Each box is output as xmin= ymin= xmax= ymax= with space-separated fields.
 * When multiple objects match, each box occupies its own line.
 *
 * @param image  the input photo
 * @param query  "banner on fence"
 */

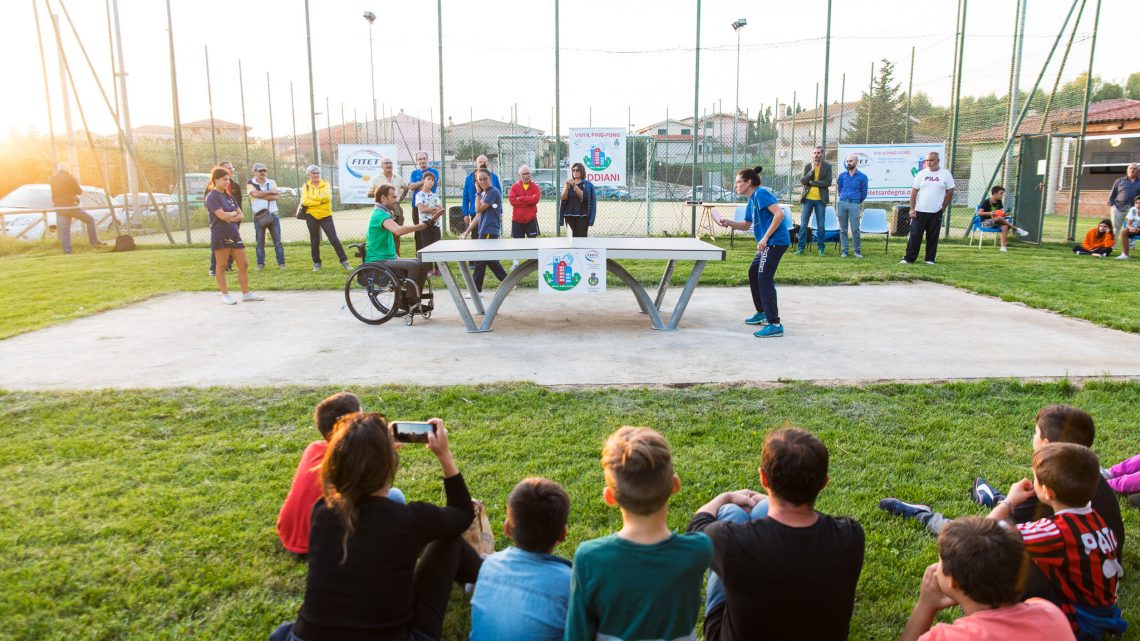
xmin=569 ymin=128 xmax=626 ymax=186
xmin=838 ymin=143 xmax=946 ymax=201
xmin=538 ymin=248 xmax=606 ymax=295
xmin=338 ymin=144 xmax=399 ymax=204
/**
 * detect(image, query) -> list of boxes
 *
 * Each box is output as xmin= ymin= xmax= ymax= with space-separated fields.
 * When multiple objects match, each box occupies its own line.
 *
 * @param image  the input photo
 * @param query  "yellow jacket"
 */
xmin=302 ymin=180 xmax=332 ymax=219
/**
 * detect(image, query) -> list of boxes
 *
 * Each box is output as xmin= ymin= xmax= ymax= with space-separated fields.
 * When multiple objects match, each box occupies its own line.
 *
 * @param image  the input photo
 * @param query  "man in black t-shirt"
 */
xmin=976 ymin=185 xmax=1028 ymax=251
xmin=687 ymin=428 xmax=865 ymax=641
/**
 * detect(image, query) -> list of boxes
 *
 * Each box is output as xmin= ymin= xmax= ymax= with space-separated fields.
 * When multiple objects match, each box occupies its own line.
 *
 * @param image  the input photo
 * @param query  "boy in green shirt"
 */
xmin=565 ymin=426 xmax=712 ymax=641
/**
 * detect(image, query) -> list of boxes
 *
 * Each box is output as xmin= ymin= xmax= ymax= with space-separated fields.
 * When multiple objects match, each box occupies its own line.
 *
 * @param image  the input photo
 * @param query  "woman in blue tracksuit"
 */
xmin=717 ymin=166 xmax=789 ymax=337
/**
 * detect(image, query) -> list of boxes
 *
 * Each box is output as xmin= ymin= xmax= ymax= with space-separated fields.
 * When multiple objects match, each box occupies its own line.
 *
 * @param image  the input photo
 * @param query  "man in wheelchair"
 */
xmin=365 ymin=185 xmax=442 ymax=308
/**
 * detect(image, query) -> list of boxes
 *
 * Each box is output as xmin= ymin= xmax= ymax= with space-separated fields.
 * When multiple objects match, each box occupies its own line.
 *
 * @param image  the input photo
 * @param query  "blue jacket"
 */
xmin=836 ymin=169 xmax=868 ymax=204
xmin=463 ymin=171 xmax=502 ymax=215
xmin=469 ymin=546 xmax=572 ymax=641
xmin=558 ymin=180 xmax=597 ymax=226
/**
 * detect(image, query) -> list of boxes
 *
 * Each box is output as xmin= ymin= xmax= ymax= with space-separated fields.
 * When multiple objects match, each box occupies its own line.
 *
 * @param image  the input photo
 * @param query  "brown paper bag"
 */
xmin=461 ymin=499 xmax=495 ymax=557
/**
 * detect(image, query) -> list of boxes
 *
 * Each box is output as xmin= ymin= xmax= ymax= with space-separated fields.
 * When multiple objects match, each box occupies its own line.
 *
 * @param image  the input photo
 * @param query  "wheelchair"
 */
xmin=344 ymin=243 xmax=434 ymax=326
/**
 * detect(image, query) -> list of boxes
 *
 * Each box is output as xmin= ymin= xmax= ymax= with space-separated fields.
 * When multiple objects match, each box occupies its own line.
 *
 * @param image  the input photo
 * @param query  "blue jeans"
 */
xmin=797 ymin=199 xmax=826 ymax=252
xmin=256 ymin=215 xmax=286 ymax=266
xmin=836 ymin=201 xmax=862 ymax=254
xmin=705 ymin=499 xmax=770 ymax=615
xmin=57 ymin=207 xmax=100 ymax=253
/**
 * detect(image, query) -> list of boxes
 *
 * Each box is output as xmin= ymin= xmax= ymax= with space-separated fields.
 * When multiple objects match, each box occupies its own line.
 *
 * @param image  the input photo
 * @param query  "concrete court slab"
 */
xmin=1 ymin=282 xmax=1138 ymax=391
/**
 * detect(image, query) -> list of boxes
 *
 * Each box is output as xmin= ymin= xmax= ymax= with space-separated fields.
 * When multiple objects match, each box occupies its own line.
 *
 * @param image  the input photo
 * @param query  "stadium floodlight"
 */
xmin=731 ymin=18 xmax=747 ymax=30
xmin=363 ymin=11 xmax=376 ymax=22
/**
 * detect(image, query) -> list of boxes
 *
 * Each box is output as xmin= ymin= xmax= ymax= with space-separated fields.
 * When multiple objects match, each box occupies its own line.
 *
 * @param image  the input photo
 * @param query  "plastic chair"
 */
xmin=968 ymin=214 xmax=1002 ymax=249
xmin=860 ymin=208 xmax=890 ymax=253
xmin=779 ymin=204 xmax=796 ymax=244
xmin=729 ymin=205 xmax=749 ymax=249
xmin=809 ymin=207 xmax=841 ymax=249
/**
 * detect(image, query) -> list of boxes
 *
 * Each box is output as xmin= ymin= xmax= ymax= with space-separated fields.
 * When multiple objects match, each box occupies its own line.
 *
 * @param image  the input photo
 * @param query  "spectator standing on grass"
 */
xmin=208 ymin=161 xmax=242 ymax=277
xmin=976 ymin=185 xmax=1029 ymax=252
xmin=461 ymin=169 xmax=508 ymax=292
xmin=48 ymin=162 xmax=103 ymax=254
xmin=300 ymin=165 xmax=350 ymax=271
xmin=559 ymin=162 xmax=596 ymax=237
xmin=372 ymin=157 xmax=409 ymax=256
xmin=408 ymin=151 xmax=441 ymax=250
xmin=1107 ymin=163 xmax=1140 ymax=254
xmin=796 ymin=146 xmax=833 ymax=256
xmin=508 ymin=164 xmax=541 ymax=269
xmin=835 ymin=153 xmax=868 ymax=259
xmin=717 ymin=166 xmax=789 ymax=338
xmin=1116 ymin=194 xmax=1140 ymax=260
xmin=247 ymin=163 xmax=285 ymax=270
xmin=205 ymin=166 xmax=263 ymax=305
xmin=688 ymin=427 xmax=864 ymax=641
xmin=902 ymin=151 xmax=955 ymax=265
xmin=463 ymin=155 xmax=501 ymax=228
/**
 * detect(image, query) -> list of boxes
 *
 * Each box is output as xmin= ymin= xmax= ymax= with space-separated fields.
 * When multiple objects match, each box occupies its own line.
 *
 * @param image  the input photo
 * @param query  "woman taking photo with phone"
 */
xmin=558 ymin=162 xmax=596 ymax=237
xmin=206 ymin=167 xmax=263 ymax=305
xmin=270 ymin=414 xmax=481 ymax=641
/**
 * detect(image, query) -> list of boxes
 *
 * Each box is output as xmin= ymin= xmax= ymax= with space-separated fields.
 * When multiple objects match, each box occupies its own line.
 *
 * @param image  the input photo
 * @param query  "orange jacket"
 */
xmin=1083 ymin=227 xmax=1115 ymax=251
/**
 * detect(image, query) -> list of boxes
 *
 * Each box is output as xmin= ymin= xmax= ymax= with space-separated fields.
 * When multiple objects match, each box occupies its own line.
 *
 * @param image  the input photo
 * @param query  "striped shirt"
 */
xmin=1016 ymin=506 xmax=1123 ymax=629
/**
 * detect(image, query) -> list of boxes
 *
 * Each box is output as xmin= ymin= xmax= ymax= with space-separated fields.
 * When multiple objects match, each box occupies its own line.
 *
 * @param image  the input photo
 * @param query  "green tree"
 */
xmin=455 ymin=139 xmax=493 ymax=161
xmin=843 ymin=59 xmax=907 ymax=144
xmin=1126 ymin=72 xmax=1140 ymax=100
xmin=1093 ymin=82 xmax=1124 ymax=102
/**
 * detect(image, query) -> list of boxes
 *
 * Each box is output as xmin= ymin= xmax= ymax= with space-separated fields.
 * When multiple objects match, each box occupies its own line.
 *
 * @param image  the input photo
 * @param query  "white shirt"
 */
xmin=415 ymin=190 xmax=443 ymax=229
xmin=911 ymin=168 xmax=955 ymax=213
xmin=247 ymin=177 xmax=278 ymax=214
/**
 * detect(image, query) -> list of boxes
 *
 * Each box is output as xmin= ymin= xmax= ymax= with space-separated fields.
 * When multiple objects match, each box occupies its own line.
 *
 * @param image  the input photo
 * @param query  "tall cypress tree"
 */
xmin=844 ymin=59 xmax=908 ymax=144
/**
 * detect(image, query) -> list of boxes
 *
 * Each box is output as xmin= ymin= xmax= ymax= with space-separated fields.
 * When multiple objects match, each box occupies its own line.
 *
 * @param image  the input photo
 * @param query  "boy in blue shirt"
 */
xmin=470 ymin=478 xmax=572 ymax=641
xmin=461 ymin=169 xmax=508 ymax=292
xmin=564 ymin=426 xmax=712 ymax=641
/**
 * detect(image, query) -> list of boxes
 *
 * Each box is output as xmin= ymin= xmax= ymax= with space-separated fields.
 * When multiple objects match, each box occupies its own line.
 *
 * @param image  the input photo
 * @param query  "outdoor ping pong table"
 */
xmin=417 ymin=237 xmax=725 ymax=333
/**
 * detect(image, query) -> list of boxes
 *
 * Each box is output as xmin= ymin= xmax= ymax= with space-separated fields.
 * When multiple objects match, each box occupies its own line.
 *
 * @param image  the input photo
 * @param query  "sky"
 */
xmin=2 ymin=0 xmax=1132 ymax=142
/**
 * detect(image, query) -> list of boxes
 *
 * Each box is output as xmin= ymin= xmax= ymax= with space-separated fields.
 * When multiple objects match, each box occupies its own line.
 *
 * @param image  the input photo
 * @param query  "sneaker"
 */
xmin=341 ymin=260 xmax=352 ymax=269
xmin=242 ymin=292 xmax=265 ymax=302
xmin=1101 ymin=467 xmax=1114 ymax=480
xmin=744 ymin=312 xmax=767 ymax=325
xmin=924 ymin=260 xmax=936 ymax=265
xmin=794 ymin=249 xmax=804 ymax=256
xmin=1016 ymin=228 xmax=1029 ymax=237
xmin=840 ymin=251 xmax=849 ymax=258
xmin=1129 ymin=494 xmax=1140 ymax=510
xmin=854 ymin=252 xmax=863 ymax=259
xmin=898 ymin=259 xmax=910 ymax=264
xmin=256 ymin=263 xmax=265 ymax=271
xmin=208 ymin=269 xmax=216 ymax=277
xmin=511 ymin=260 xmax=520 ymax=270
xmin=878 ymin=498 xmax=932 ymax=523
xmin=754 ymin=323 xmax=784 ymax=338
xmin=278 ymin=264 xmax=287 ymax=269
xmin=818 ymin=247 xmax=826 ymax=256
xmin=971 ymin=478 xmax=1005 ymax=508
xmin=1116 ymin=254 xmax=1130 ymax=260
xmin=313 ymin=263 xmax=322 ymax=271
xmin=221 ymin=293 xmax=236 ymax=305
xmin=1000 ymin=246 xmax=1007 ymax=252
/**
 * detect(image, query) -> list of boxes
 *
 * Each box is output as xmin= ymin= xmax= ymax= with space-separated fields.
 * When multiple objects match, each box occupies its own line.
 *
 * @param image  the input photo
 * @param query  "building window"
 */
xmin=681 ymin=128 xmax=691 ymax=135
xmin=704 ymin=121 xmax=713 ymax=130
xmin=657 ymin=128 xmax=667 ymax=135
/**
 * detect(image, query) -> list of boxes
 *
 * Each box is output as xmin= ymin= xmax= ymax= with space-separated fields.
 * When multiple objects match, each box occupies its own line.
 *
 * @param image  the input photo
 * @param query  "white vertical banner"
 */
xmin=538 ymin=248 xmax=606 ymax=294
xmin=569 ymin=128 xmax=626 ymax=186
xmin=338 ymin=144 xmax=399 ymax=204
xmin=838 ymin=143 xmax=945 ymax=201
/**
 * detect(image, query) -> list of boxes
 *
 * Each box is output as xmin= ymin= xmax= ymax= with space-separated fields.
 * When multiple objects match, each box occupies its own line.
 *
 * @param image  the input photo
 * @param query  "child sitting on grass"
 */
xmin=276 ymin=393 xmax=404 ymax=559
xmin=985 ymin=443 xmax=1125 ymax=640
xmin=1072 ymin=219 xmax=1115 ymax=257
xmin=564 ymin=426 xmax=713 ymax=641
xmin=470 ymin=477 xmax=572 ymax=641
xmin=899 ymin=516 xmax=1072 ymax=641
xmin=1101 ymin=452 xmax=1140 ymax=509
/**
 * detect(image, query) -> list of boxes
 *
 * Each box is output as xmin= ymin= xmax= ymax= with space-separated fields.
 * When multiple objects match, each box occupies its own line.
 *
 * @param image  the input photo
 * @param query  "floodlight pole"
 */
xmin=365 ymin=11 xmax=378 ymax=145
xmin=304 ymin=0 xmax=319 ymax=165
xmin=732 ymin=18 xmax=746 ymax=179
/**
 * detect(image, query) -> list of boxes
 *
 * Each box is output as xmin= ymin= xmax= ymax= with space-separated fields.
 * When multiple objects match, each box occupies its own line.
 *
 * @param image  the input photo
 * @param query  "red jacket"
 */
xmin=276 ymin=440 xmax=328 ymax=554
xmin=509 ymin=181 xmax=542 ymax=223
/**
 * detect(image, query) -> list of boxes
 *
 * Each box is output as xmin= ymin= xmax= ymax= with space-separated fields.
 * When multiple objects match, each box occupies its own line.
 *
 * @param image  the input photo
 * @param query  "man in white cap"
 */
xmin=247 ymin=162 xmax=285 ymax=269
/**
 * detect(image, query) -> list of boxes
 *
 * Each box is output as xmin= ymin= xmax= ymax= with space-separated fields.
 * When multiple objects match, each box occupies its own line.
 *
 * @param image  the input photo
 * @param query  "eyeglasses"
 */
xmin=520 ymin=172 xmax=532 ymax=176
xmin=256 ymin=169 xmax=267 ymax=173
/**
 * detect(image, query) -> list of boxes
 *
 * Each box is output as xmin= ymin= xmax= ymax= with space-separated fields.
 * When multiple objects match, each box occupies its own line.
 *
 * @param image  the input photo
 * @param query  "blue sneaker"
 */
xmin=745 ymin=312 xmax=767 ymax=325
xmin=971 ymin=478 xmax=1006 ymax=508
xmin=754 ymin=324 xmax=784 ymax=338
xmin=878 ymin=498 xmax=933 ymax=523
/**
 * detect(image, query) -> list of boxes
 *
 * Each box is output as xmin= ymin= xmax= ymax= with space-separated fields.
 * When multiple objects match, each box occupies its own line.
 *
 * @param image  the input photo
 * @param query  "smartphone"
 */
xmin=391 ymin=421 xmax=435 ymax=443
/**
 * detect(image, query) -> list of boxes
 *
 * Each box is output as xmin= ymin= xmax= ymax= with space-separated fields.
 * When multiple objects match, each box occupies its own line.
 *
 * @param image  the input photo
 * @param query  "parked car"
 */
xmin=0 ymin=184 xmax=114 ymax=241
xmin=535 ymin=181 xmax=558 ymax=198
xmin=683 ymin=185 xmax=738 ymax=203
xmin=112 ymin=193 xmax=179 ymax=220
xmin=594 ymin=185 xmax=632 ymax=200
xmin=180 ymin=173 xmax=211 ymax=203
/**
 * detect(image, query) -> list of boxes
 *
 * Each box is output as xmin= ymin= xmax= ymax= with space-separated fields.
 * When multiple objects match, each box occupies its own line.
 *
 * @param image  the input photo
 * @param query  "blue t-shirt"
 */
xmin=409 ymin=167 xmax=439 ymax=194
xmin=476 ymin=187 xmax=503 ymax=237
xmin=745 ymin=187 xmax=789 ymax=245
xmin=205 ymin=189 xmax=238 ymax=232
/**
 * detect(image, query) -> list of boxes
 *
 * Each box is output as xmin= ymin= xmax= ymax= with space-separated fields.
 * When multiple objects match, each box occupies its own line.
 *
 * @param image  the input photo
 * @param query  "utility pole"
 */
xmin=110 ymin=0 xmax=138 ymax=218
xmin=51 ymin=14 xmax=79 ymax=179
xmin=304 ymin=0 xmax=319 ymax=165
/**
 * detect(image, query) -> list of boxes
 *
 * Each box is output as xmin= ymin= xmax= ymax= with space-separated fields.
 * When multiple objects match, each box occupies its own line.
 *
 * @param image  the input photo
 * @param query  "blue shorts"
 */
xmin=210 ymin=223 xmax=244 ymax=251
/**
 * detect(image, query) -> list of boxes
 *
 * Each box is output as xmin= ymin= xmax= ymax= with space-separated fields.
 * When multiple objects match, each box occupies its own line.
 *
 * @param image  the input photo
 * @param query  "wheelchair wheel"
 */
xmin=344 ymin=264 xmax=399 ymax=325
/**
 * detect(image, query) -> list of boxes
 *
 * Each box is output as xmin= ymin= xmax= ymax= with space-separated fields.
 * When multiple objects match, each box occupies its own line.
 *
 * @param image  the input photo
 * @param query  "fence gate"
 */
xmin=1015 ymin=134 xmax=1049 ymax=243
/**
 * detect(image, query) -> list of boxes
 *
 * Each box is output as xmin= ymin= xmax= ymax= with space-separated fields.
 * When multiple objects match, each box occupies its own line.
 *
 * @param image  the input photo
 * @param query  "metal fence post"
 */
xmin=32 ymin=0 xmax=58 ymax=167
xmin=204 ymin=45 xmax=217 ymax=165
xmin=163 ymin=0 xmax=188 ymax=242
xmin=1067 ymin=0 xmax=1101 ymax=240
xmin=691 ymin=0 xmax=701 ymax=238
xmin=820 ymin=0 xmax=831 ymax=152
xmin=945 ymin=0 xmax=967 ymax=238
xmin=267 ymin=72 xmax=277 ymax=179
xmin=436 ymin=0 xmax=447 ymax=224
xmin=239 ymin=59 xmax=250 ymax=169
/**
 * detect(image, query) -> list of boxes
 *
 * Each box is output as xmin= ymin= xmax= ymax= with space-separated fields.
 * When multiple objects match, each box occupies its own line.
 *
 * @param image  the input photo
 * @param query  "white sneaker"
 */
xmin=242 ymin=292 xmax=265 ymax=302
xmin=898 ymin=259 xmax=910 ymax=264
xmin=221 ymin=293 xmax=236 ymax=305
xmin=1016 ymin=228 xmax=1029 ymax=237
xmin=924 ymin=260 xmax=936 ymax=265
xmin=1000 ymin=246 xmax=1007 ymax=252
xmin=1115 ymin=254 xmax=1130 ymax=260
xmin=511 ymin=260 xmax=519 ymax=270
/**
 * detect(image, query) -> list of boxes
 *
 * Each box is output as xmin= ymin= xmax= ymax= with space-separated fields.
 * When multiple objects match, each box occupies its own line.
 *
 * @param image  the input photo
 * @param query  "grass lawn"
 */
xmin=1 ymin=381 xmax=1139 ymax=640
xmin=1 ymin=232 xmax=1138 ymax=340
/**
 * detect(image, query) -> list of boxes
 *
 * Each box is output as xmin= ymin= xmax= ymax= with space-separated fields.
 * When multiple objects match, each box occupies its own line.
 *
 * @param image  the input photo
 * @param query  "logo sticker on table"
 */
xmin=539 ymin=248 xmax=606 ymax=294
